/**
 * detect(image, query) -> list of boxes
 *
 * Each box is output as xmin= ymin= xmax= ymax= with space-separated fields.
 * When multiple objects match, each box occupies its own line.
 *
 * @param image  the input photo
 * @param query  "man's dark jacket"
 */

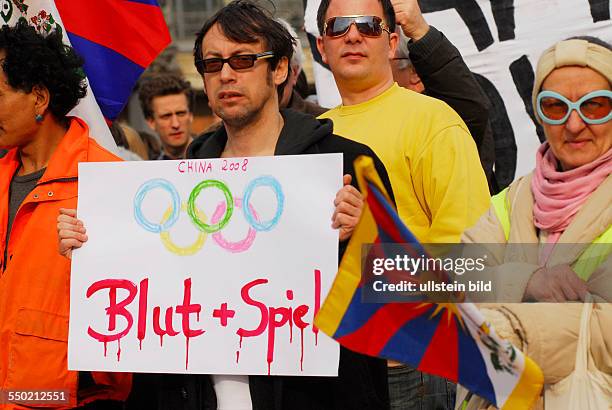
xmin=287 ymin=90 xmax=328 ymax=117
xmin=185 ymin=109 xmax=392 ymax=410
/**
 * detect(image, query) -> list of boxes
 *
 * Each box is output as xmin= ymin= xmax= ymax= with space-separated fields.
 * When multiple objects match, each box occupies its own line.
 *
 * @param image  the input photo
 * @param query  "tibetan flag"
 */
xmin=2 ymin=0 xmax=170 ymax=152
xmin=314 ymin=156 xmax=543 ymax=409
xmin=55 ymin=0 xmax=171 ymax=121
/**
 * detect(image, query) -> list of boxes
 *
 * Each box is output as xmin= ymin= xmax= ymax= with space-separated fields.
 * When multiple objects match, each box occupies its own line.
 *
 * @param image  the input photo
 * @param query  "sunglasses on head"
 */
xmin=537 ymin=90 xmax=612 ymax=125
xmin=197 ymin=51 xmax=274 ymax=74
xmin=324 ymin=15 xmax=390 ymax=38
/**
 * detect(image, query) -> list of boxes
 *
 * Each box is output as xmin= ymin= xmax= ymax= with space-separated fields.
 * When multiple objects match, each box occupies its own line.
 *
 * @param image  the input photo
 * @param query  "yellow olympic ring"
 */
xmin=160 ymin=202 xmax=207 ymax=256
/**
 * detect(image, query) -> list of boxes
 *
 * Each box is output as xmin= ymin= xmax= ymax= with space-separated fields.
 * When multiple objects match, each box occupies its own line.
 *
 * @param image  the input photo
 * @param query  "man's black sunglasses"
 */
xmin=197 ymin=51 xmax=275 ymax=74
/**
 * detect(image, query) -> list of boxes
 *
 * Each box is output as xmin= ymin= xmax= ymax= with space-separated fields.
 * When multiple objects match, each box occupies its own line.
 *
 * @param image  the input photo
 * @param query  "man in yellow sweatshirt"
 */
xmin=316 ymin=0 xmax=491 ymax=408
xmin=316 ymin=0 xmax=489 ymax=245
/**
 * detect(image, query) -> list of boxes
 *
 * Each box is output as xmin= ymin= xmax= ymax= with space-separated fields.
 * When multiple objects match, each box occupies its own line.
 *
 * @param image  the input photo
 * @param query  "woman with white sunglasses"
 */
xmin=458 ymin=36 xmax=611 ymax=409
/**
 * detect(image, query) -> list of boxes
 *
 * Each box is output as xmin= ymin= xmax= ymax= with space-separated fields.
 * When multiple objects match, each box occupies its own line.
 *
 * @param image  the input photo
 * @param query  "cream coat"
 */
xmin=457 ymin=173 xmax=612 ymax=409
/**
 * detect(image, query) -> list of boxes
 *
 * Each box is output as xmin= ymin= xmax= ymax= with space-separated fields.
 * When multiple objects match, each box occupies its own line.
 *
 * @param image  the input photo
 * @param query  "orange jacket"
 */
xmin=0 ymin=118 xmax=131 ymax=408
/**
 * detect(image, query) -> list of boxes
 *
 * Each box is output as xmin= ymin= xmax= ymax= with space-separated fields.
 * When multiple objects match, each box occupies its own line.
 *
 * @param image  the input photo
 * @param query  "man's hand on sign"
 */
xmin=523 ymin=264 xmax=588 ymax=302
xmin=332 ymin=174 xmax=363 ymax=242
xmin=391 ymin=0 xmax=430 ymax=41
xmin=57 ymin=208 xmax=88 ymax=260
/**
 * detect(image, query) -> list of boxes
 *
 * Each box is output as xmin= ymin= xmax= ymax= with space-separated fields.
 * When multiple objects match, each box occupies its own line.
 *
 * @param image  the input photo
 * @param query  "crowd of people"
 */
xmin=0 ymin=0 xmax=610 ymax=409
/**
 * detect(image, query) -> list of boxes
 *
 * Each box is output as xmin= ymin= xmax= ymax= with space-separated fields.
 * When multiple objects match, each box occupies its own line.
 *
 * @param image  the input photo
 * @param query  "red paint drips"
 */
xmin=293 ymin=305 xmax=309 ymax=372
xmin=300 ymin=327 xmax=305 ymax=371
xmin=267 ymin=306 xmax=291 ymax=375
xmin=185 ymin=336 xmax=190 ymax=370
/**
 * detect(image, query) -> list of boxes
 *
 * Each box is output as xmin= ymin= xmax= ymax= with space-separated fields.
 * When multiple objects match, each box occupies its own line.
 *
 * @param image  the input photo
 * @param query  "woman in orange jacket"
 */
xmin=0 ymin=21 xmax=131 ymax=409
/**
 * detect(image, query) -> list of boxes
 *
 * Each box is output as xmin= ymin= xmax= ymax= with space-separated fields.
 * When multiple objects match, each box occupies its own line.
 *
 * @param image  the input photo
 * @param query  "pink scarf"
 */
xmin=532 ymin=143 xmax=612 ymax=264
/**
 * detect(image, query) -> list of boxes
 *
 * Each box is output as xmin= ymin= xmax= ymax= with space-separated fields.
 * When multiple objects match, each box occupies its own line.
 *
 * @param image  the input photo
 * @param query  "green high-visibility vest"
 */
xmin=490 ymin=188 xmax=611 ymax=281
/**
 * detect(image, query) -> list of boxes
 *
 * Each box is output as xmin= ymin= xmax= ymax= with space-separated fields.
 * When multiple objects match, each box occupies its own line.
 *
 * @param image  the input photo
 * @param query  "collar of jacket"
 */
xmin=289 ymin=90 xmax=328 ymax=118
xmin=0 ymin=117 xmax=91 ymax=185
xmin=187 ymin=109 xmax=334 ymax=159
xmin=288 ymin=90 xmax=305 ymax=111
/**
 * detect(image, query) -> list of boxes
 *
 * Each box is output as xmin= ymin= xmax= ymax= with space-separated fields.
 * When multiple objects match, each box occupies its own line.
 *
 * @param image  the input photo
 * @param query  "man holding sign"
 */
xmin=59 ymin=1 xmax=393 ymax=409
xmin=189 ymin=2 xmax=393 ymax=408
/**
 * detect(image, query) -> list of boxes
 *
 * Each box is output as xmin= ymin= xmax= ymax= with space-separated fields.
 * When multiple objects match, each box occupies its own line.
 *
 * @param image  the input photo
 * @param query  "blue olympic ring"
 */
xmin=134 ymin=179 xmax=181 ymax=233
xmin=242 ymin=176 xmax=285 ymax=232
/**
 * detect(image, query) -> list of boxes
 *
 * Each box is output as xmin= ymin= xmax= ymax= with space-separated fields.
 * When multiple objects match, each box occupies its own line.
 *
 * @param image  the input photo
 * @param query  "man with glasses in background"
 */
xmin=316 ymin=0 xmax=490 ymax=408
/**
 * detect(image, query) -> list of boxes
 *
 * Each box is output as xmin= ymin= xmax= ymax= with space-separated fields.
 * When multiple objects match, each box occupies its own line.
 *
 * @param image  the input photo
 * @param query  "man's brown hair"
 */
xmin=138 ymin=73 xmax=194 ymax=119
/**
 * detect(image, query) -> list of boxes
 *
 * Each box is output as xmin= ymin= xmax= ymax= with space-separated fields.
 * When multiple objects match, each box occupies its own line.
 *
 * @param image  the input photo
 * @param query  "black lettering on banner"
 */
xmin=420 ymin=0 xmax=516 ymax=51
xmin=509 ymin=55 xmax=545 ymax=143
xmin=420 ymin=0 xmax=494 ymax=51
xmin=490 ymin=0 xmax=516 ymax=41
xmin=589 ymin=0 xmax=611 ymax=22
xmin=473 ymin=73 xmax=517 ymax=190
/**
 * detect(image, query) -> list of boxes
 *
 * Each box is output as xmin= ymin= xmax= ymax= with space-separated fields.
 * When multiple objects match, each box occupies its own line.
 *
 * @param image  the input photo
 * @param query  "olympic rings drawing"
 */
xmin=133 ymin=177 xmax=284 ymax=254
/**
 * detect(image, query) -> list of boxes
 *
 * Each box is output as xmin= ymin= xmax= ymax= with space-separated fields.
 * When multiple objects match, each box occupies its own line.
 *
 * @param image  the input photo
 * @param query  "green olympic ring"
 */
xmin=187 ymin=179 xmax=234 ymax=233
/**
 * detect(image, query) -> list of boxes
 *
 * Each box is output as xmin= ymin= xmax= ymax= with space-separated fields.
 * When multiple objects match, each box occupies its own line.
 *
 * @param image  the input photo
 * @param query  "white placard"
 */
xmin=68 ymin=154 xmax=342 ymax=376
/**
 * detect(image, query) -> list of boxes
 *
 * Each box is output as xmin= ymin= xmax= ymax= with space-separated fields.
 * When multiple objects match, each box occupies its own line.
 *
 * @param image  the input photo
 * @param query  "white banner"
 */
xmin=68 ymin=154 xmax=342 ymax=376
xmin=305 ymin=0 xmax=612 ymax=180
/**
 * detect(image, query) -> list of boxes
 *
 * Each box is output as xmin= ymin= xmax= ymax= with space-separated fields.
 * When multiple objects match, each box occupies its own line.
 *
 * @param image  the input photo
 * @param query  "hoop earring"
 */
xmin=35 ymin=114 xmax=44 ymax=123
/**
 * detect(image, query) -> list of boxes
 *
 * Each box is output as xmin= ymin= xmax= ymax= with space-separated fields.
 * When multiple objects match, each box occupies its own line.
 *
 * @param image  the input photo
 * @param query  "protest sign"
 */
xmin=68 ymin=154 xmax=342 ymax=376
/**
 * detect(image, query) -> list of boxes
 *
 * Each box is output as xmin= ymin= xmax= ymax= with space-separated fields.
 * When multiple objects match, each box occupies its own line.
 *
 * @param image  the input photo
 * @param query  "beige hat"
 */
xmin=532 ymin=39 xmax=612 ymax=123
